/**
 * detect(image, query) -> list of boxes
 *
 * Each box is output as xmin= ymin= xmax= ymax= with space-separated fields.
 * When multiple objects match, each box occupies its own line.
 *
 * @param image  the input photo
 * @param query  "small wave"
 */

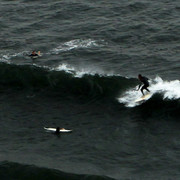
xmin=0 ymin=39 xmax=103 ymax=62
xmin=50 ymin=39 xmax=100 ymax=54
xmin=0 ymin=51 xmax=29 ymax=62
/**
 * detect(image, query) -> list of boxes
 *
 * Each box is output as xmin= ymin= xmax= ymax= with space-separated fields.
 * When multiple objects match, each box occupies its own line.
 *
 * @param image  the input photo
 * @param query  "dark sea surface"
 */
xmin=0 ymin=0 xmax=180 ymax=179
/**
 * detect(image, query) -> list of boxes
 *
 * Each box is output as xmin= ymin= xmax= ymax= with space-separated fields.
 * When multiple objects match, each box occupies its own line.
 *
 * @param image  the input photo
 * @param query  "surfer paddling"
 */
xmin=29 ymin=51 xmax=41 ymax=58
xmin=55 ymin=127 xmax=65 ymax=134
xmin=29 ymin=51 xmax=38 ymax=57
xmin=137 ymin=74 xmax=150 ymax=95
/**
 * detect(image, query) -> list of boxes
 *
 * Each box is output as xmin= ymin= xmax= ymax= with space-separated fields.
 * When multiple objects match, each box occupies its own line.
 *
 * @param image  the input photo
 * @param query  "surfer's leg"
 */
xmin=140 ymin=86 xmax=145 ymax=95
xmin=144 ymin=85 xmax=150 ymax=92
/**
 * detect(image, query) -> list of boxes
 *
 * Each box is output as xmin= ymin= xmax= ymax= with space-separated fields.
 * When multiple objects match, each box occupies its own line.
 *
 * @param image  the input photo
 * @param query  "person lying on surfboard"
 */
xmin=137 ymin=74 xmax=150 ymax=95
xmin=29 ymin=51 xmax=41 ymax=58
xmin=29 ymin=51 xmax=38 ymax=57
xmin=55 ymin=127 xmax=65 ymax=134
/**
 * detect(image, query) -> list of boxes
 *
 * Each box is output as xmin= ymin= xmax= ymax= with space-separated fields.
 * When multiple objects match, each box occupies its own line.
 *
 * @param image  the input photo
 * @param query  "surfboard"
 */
xmin=44 ymin=127 xmax=72 ymax=133
xmin=135 ymin=93 xmax=151 ymax=103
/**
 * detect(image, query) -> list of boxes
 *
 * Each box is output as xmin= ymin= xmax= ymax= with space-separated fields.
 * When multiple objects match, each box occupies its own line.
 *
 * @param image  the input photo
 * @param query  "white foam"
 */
xmin=150 ymin=76 xmax=180 ymax=99
xmin=50 ymin=39 xmax=99 ymax=54
xmin=117 ymin=88 xmax=141 ymax=107
xmin=52 ymin=63 xmax=116 ymax=78
xmin=52 ymin=63 xmax=75 ymax=75
xmin=118 ymin=76 xmax=180 ymax=107
xmin=0 ymin=51 xmax=29 ymax=62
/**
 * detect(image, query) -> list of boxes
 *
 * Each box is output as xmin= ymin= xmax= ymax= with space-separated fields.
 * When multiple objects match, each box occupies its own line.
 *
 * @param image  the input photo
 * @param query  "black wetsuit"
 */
xmin=29 ymin=54 xmax=38 ymax=57
xmin=55 ymin=127 xmax=61 ymax=134
xmin=138 ymin=76 xmax=150 ymax=95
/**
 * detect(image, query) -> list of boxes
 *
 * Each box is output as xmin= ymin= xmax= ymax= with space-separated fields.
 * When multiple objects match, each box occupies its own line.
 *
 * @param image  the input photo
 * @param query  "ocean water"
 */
xmin=0 ymin=0 xmax=180 ymax=179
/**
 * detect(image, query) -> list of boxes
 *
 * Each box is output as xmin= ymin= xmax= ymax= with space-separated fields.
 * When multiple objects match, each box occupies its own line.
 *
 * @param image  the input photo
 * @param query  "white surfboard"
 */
xmin=44 ymin=127 xmax=72 ymax=133
xmin=135 ymin=93 xmax=151 ymax=103
xmin=31 ymin=56 xmax=39 ymax=59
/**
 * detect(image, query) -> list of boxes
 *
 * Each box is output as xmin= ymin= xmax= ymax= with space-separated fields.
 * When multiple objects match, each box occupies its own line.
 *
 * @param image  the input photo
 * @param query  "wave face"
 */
xmin=1 ymin=63 xmax=180 ymax=103
xmin=0 ymin=63 xmax=136 ymax=99
xmin=0 ymin=63 xmax=179 ymax=119
xmin=0 ymin=161 xmax=114 ymax=180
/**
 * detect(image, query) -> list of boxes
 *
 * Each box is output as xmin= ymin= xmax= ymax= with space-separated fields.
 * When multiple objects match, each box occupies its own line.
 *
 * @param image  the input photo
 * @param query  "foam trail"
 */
xmin=50 ymin=39 xmax=99 ymax=54
xmin=118 ymin=76 xmax=180 ymax=107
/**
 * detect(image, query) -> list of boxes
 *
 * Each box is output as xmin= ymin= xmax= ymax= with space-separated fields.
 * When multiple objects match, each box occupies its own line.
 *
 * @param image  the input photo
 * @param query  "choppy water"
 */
xmin=0 ymin=0 xmax=180 ymax=179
